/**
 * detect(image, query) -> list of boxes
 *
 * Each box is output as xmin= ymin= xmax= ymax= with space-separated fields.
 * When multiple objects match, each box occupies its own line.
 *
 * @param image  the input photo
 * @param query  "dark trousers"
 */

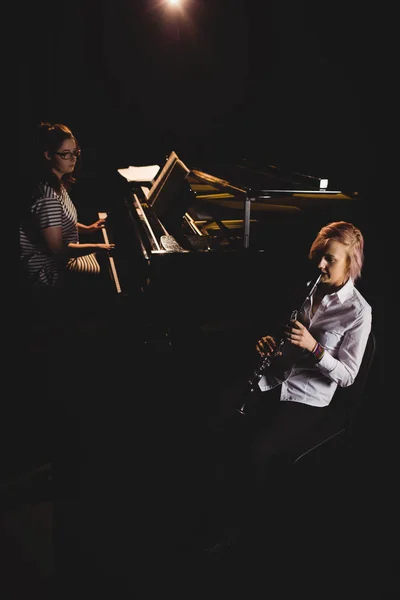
xmin=202 ymin=382 xmax=329 ymax=532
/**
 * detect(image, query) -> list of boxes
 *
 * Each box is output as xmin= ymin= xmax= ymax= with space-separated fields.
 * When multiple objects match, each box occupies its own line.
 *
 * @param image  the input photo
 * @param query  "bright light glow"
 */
xmin=152 ymin=0 xmax=195 ymax=41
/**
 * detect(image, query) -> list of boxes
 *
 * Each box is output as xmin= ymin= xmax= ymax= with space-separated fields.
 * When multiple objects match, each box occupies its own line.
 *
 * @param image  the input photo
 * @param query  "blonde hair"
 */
xmin=308 ymin=221 xmax=364 ymax=281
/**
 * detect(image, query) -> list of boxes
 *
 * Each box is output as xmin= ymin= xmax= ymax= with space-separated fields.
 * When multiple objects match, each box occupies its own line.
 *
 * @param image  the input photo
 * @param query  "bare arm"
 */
xmin=77 ymin=219 xmax=106 ymax=234
xmin=42 ymin=225 xmax=114 ymax=259
xmin=41 ymin=226 xmax=64 ymax=255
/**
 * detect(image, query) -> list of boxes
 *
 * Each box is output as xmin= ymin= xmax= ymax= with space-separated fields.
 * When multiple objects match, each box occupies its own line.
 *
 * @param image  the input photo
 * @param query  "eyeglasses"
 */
xmin=53 ymin=149 xmax=81 ymax=160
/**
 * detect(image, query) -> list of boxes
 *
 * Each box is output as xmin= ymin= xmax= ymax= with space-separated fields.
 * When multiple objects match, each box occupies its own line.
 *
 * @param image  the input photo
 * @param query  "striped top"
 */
xmin=19 ymin=182 xmax=78 ymax=287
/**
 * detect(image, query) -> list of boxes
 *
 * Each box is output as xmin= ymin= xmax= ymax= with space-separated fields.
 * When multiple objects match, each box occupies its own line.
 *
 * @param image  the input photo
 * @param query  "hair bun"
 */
xmin=38 ymin=121 xmax=54 ymax=131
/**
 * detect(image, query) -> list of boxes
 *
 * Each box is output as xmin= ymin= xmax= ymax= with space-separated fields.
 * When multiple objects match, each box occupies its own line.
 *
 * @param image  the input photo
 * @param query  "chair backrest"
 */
xmin=292 ymin=329 xmax=376 ymax=465
xmin=334 ymin=329 xmax=376 ymax=426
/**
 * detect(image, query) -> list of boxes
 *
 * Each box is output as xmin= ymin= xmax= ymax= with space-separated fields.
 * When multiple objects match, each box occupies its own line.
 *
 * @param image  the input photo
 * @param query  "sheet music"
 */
xmin=117 ymin=164 xmax=160 ymax=182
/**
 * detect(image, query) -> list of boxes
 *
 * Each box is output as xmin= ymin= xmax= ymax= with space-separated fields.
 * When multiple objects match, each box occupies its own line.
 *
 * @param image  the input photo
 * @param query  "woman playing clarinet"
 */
xmin=191 ymin=221 xmax=372 ymax=557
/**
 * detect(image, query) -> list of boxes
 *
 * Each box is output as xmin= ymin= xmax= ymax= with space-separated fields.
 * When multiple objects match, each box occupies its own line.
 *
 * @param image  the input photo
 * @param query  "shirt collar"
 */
xmin=326 ymin=278 xmax=354 ymax=304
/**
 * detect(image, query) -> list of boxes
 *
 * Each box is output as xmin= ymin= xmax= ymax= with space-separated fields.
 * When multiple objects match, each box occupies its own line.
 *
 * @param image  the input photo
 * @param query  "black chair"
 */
xmin=292 ymin=329 xmax=376 ymax=466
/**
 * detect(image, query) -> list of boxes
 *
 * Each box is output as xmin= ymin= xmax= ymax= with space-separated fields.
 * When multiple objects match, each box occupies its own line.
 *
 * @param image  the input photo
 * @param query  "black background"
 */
xmin=20 ymin=1 xmax=387 ymax=195
xmin=19 ymin=0 xmax=389 ymax=402
xmin=15 ymin=1 xmax=396 ymax=592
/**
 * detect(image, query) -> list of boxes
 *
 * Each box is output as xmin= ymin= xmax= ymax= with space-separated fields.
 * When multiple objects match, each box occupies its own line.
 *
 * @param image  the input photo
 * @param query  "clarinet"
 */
xmin=236 ymin=274 xmax=322 ymax=415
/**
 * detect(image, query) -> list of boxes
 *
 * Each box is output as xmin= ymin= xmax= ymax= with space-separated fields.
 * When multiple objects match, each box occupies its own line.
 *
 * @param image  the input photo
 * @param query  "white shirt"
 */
xmin=258 ymin=278 xmax=372 ymax=407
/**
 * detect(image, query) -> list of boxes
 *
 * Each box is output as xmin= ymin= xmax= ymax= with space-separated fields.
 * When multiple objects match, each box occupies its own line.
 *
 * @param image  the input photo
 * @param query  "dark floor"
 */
xmin=2 ymin=290 xmax=396 ymax=597
xmin=0 ymin=455 xmax=397 ymax=598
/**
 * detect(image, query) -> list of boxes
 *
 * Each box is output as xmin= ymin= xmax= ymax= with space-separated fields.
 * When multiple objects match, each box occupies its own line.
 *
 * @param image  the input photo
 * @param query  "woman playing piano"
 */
xmin=19 ymin=121 xmax=115 ymax=294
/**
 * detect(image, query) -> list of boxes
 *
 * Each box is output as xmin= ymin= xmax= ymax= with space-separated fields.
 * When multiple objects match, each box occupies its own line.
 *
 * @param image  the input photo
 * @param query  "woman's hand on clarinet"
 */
xmin=284 ymin=320 xmax=316 ymax=353
xmin=256 ymin=335 xmax=281 ymax=358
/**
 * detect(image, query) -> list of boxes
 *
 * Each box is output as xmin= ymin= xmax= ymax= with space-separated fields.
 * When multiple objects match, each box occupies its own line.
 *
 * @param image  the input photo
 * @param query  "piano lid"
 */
xmin=107 ymin=151 xmax=362 ymax=315
xmin=113 ymin=150 xmax=361 ymax=258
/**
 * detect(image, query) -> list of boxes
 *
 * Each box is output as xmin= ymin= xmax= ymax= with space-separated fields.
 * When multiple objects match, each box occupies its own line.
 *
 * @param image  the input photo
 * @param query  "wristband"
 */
xmin=311 ymin=342 xmax=325 ymax=362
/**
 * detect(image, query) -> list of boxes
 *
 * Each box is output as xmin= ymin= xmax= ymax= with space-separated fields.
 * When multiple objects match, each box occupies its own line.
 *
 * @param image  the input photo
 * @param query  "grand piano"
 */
xmin=97 ymin=151 xmax=363 ymax=406
xmin=101 ymin=152 xmax=360 ymax=326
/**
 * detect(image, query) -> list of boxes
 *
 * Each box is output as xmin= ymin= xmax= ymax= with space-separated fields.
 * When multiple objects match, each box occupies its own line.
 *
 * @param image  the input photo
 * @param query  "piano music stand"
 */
xmin=148 ymin=151 xmax=190 ymax=219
